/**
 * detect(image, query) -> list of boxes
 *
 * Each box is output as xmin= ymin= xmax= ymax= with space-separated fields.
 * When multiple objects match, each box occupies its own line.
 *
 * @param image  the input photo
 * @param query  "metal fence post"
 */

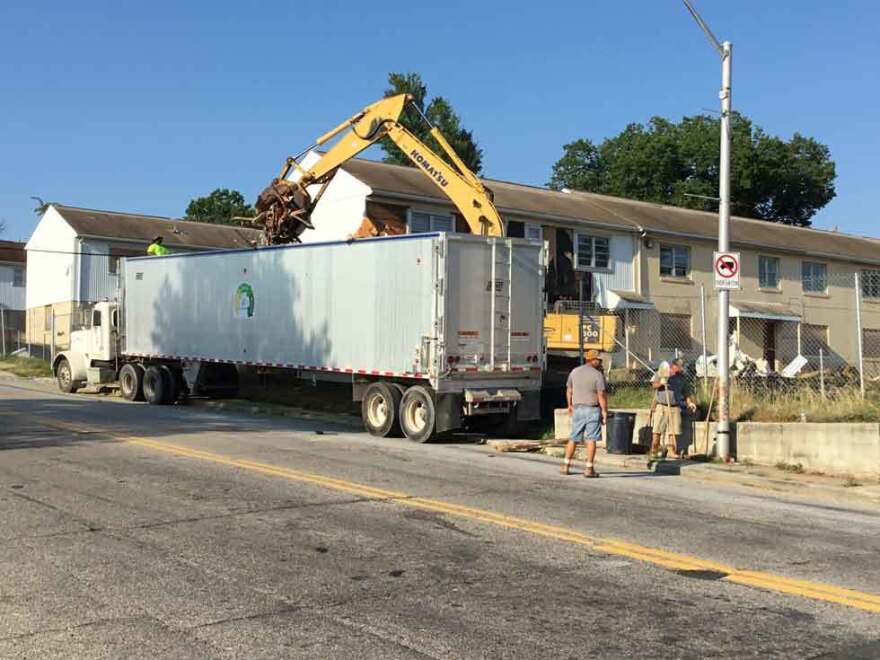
xmin=624 ymin=308 xmax=630 ymax=370
xmin=0 ymin=307 xmax=6 ymax=356
xmin=699 ymin=283 xmax=708 ymax=391
xmin=819 ymin=348 xmax=825 ymax=398
xmin=855 ymin=271 xmax=866 ymax=399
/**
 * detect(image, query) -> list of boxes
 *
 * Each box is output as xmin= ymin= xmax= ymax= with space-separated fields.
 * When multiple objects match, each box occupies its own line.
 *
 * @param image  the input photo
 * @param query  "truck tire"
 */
xmin=56 ymin=358 xmax=79 ymax=394
xmin=143 ymin=366 xmax=168 ymax=405
xmin=361 ymin=382 xmax=403 ymax=437
xmin=119 ymin=363 xmax=145 ymax=401
xmin=159 ymin=365 xmax=180 ymax=404
xmin=399 ymin=385 xmax=437 ymax=443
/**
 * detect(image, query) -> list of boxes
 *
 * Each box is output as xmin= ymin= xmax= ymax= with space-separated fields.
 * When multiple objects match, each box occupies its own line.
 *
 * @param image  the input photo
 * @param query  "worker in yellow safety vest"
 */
xmin=147 ymin=236 xmax=170 ymax=256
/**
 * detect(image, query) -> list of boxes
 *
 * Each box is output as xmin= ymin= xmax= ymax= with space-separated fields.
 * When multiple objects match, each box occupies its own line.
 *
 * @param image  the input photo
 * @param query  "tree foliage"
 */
xmin=380 ymin=72 xmax=483 ymax=174
xmin=185 ymin=188 xmax=255 ymax=225
xmin=548 ymin=114 xmax=836 ymax=226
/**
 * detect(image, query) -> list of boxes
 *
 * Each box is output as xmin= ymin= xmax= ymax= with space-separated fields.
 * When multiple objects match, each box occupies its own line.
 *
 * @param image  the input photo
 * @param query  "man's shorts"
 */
xmin=570 ymin=406 xmax=602 ymax=443
xmin=652 ymin=405 xmax=682 ymax=436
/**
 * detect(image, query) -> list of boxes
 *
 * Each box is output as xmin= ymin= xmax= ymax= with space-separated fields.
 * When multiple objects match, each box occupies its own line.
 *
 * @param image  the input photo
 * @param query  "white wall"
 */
xmin=78 ymin=239 xmax=119 ymax=302
xmin=294 ymin=151 xmax=373 ymax=243
xmin=0 ymin=263 xmax=26 ymax=310
xmin=25 ymin=206 xmax=77 ymax=308
xmin=594 ymin=234 xmax=637 ymax=305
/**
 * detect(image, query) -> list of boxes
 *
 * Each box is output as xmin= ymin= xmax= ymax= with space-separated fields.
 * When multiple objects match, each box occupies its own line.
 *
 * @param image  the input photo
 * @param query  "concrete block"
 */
xmin=736 ymin=422 xmax=880 ymax=477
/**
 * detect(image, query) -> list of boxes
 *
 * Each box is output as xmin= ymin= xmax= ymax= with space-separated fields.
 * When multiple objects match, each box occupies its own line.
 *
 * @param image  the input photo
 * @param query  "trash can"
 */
xmin=606 ymin=411 xmax=636 ymax=454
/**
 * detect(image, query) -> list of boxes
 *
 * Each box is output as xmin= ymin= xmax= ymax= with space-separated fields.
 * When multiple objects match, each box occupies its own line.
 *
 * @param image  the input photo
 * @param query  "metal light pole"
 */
xmin=683 ymin=1 xmax=732 ymax=460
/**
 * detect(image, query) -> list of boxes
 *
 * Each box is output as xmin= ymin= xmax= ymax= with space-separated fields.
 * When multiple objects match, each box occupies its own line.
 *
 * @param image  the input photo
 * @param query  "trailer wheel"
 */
xmin=119 ymin=363 xmax=145 ymax=401
xmin=159 ymin=365 xmax=180 ymax=404
xmin=361 ymin=382 xmax=403 ymax=437
xmin=143 ymin=366 xmax=168 ymax=405
xmin=56 ymin=358 xmax=79 ymax=394
xmin=399 ymin=386 xmax=436 ymax=443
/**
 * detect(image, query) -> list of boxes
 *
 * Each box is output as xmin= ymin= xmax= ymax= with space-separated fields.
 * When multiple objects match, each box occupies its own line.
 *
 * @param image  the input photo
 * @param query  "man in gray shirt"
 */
xmin=562 ymin=349 xmax=608 ymax=478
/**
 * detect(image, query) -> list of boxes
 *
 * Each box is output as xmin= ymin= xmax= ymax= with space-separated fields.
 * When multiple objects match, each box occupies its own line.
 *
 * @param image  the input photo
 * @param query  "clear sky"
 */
xmin=1 ymin=1 xmax=878 ymax=243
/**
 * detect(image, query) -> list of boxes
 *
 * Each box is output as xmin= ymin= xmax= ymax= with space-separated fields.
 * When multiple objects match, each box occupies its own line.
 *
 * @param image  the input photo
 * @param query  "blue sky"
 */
xmin=1 ymin=1 xmax=878 ymax=242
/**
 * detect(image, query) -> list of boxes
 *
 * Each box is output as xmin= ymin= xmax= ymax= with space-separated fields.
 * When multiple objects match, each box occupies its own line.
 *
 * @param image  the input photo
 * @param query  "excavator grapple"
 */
xmin=253 ymin=179 xmax=315 ymax=245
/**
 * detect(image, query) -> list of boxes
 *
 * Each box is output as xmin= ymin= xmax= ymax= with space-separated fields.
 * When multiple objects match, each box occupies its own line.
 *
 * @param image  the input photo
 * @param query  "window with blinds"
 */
xmin=409 ymin=211 xmax=453 ymax=234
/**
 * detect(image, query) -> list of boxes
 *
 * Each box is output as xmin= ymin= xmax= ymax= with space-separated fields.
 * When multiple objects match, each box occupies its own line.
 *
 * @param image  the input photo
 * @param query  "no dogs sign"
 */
xmin=714 ymin=252 xmax=741 ymax=290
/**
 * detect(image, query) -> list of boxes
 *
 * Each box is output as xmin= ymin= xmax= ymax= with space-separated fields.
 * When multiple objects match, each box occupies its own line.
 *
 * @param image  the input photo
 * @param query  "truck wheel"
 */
xmin=361 ymin=382 xmax=403 ymax=437
xmin=399 ymin=386 xmax=436 ymax=443
xmin=143 ymin=366 xmax=168 ymax=405
xmin=159 ymin=365 xmax=180 ymax=404
xmin=56 ymin=358 xmax=79 ymax=394
xmin=119 ymin=363 xmax=145 ymax=401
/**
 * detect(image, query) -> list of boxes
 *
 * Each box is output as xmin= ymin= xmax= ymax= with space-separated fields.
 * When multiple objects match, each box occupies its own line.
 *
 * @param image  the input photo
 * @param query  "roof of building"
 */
xmin=340 ymin=158 xmax=880 ymax=266
xmin=0 ymin=240 xmax=26 ymax=264
xmin=52 ymin=205 xmax=263 ymax=250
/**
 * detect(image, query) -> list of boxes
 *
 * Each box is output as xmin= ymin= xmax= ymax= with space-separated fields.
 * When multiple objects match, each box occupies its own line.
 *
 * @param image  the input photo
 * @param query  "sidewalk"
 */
xmin=532 ymin=443 xmax=880 ymax=506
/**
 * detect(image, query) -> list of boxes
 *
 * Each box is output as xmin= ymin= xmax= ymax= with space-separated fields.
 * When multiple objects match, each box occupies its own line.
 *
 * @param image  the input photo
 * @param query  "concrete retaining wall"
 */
xmin=737 ymin=423 xmax=880 ymax=478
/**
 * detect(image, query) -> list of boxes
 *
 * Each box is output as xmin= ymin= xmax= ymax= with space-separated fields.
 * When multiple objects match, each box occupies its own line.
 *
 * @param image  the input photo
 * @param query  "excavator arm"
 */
xmin=254 ymin=94 xmax=504 ymax=243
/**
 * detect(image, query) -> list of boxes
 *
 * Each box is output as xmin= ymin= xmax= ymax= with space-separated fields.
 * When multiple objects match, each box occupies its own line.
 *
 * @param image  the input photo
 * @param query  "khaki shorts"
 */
xmin=652 ymin=405 xmax=682 ymax=436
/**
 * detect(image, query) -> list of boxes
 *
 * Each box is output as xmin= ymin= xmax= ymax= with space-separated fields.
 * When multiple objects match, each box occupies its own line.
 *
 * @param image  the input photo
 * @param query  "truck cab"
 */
xmin=54 ymin=301 xmax=119 ymax=392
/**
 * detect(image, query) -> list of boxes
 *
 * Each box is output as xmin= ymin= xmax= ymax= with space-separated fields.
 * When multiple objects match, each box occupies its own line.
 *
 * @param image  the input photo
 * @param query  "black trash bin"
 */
xmin=606 ymin=411 xmax=636 ymax=454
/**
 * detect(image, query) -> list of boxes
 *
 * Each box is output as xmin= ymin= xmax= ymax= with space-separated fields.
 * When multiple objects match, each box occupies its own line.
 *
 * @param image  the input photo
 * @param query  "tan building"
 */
xmin=302 ymin=157 xmax=880 ymax=376
xmin=25 ymin=205 xmax=263 ymax=357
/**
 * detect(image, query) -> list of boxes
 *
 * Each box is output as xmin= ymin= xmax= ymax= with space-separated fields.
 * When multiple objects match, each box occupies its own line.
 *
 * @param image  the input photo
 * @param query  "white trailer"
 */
xmin=54 ymin=233 xmax=545 ymax=441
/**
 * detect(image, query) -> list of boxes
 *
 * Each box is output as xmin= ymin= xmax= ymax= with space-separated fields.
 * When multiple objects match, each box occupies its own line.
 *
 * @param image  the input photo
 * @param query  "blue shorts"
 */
xmin=570 ymin=406 xmax=602 ymax=443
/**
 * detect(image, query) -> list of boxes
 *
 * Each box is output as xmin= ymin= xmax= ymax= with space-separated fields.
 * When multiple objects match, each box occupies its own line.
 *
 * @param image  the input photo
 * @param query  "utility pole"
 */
xmin=683 ymin=0 xmax=732 ymax=460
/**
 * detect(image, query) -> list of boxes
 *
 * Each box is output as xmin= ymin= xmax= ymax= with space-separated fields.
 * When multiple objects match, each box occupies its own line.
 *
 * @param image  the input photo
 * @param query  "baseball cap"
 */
xmin=585 ymin=349 xmax=601 ymax=361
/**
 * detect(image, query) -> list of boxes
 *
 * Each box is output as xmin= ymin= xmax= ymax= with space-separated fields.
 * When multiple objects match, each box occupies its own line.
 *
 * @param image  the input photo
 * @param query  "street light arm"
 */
xmin=682 ymin=0 xmax=724 ymax=56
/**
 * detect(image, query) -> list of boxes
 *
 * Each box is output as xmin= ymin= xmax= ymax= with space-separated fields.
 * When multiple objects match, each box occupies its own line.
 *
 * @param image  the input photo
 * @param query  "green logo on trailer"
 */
xmin=234 ymin=283 xmax=255 ymax=319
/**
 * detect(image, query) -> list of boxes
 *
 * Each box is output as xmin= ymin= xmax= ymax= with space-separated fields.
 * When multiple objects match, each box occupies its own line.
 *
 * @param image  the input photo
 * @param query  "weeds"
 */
xmin=0 ymin=356 xmax=53 ymax=378
xmin=843 ymin=476 xmax=862 ymax=488
xmin=775 ymin=461 xmax=805 ymax=474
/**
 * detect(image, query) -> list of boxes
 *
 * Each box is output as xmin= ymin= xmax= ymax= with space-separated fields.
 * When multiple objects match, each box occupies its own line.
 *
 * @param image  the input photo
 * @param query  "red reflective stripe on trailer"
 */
xmin=384 ymin=371 xmax=395 ymax=377
xmin=357 ymin=370 xmax=367 ymax=374
xmin=344 ymin=368 xmax=353 ymax=373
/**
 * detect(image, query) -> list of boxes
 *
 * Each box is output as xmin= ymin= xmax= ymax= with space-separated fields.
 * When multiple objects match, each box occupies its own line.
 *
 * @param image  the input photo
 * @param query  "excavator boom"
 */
xmin=254 ymin=94 xmax=503 ymax=243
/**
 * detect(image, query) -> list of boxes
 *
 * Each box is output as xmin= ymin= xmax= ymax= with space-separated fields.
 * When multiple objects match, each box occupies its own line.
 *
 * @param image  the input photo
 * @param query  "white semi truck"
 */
xmin=54 ymin=232 xmax=546 ymax=442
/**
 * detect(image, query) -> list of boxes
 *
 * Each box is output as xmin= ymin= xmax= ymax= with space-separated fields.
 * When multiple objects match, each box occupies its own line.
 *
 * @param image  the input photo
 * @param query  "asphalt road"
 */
xmin=1 ymin=378 xmax=880 ymax=659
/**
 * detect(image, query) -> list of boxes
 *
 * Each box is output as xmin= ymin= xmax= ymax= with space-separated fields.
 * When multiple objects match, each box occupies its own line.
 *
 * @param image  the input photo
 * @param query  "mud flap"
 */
xmin=435 ymin=393 xmax=462 ymax=434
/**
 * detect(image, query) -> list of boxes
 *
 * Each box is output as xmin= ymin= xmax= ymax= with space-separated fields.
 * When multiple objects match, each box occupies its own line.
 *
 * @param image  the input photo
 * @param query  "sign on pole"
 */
xmin=714 ymin=251 xmax=740 ymax=290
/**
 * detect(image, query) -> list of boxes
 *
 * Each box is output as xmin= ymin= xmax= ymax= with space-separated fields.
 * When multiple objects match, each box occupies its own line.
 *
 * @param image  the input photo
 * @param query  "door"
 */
xmin=763 ymin=321 xmax=777 ymax=369
xmin=91 ymin=308 xmax=104 ymax=356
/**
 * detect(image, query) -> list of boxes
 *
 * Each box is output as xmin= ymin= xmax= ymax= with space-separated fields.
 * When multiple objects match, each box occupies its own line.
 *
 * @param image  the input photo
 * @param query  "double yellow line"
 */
xmin=33 ymin=416 xmax=880 ymax=614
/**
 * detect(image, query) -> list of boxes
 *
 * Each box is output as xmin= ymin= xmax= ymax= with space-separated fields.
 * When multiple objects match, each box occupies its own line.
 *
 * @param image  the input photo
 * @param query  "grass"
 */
xmin=721 ymin=384 xmax=880 ymax=423
xmin=0 ymin=355 xmax=53 ymax=378
xmin=606 ymin=377 xmax=880 ymax=424
xmin=843 ymin=476 xmax=862 ymax=488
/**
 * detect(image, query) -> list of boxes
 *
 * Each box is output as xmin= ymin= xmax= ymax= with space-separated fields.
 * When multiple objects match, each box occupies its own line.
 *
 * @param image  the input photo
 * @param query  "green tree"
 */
xmin=548 ymin=114 xmax=836 ymax=226
xmin=380 ymin=72 xmax=483 ymax=174
xmin=185 ymin=188 xmax=255 ymax=225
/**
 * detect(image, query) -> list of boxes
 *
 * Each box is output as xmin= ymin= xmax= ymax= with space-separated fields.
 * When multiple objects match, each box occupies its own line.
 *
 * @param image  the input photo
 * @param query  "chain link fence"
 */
xmin=558 ymin=270 xmax=879 ymax=406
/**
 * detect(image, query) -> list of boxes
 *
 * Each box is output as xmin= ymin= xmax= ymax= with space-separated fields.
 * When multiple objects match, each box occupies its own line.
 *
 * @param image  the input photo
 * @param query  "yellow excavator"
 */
xmin=253 ymin=93 xmax=503 ymax=243
xmin=253 ymin=93 xmax=615 ymax=356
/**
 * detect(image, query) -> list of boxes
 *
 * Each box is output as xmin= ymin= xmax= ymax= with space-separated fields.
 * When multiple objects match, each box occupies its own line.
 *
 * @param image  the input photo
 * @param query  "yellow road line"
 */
xmin=28 ymin=416 xmax=880 ymax=614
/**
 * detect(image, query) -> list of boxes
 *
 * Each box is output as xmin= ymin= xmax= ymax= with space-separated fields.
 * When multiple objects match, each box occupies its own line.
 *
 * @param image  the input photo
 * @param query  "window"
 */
xmin=801 ymin=323 xmax=830 ymax=356
xmin=44 ymin=305 xmax=52 ymax=332
xmin=92 ymin=310 xmax=102 ymax=327
xmin=12 ymin=267 xmax=25 ymax=288
xmin=525 ymin=223 xmax=543 ymax=241
xmin=802 ymin=261 xmax=827 ymax=293
xmin=659 ymin=245 xmax=690 ymax=278
xmin=109 ymin=256 xmax=120 ymax=275
xmin=660 ymin=313 xmax=692 ymax=351
xmin=758 ymin=256 xmax=780 ymax=290
xmin=861 ymin=270 xmax=880 ymax=299
xmin=575 ymin=234 xmax=610 ymax=269
xmin=863 ymin=329 xmax=880 ymax=359
xmin=409 ymin=211 xmax=453 ymax=234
